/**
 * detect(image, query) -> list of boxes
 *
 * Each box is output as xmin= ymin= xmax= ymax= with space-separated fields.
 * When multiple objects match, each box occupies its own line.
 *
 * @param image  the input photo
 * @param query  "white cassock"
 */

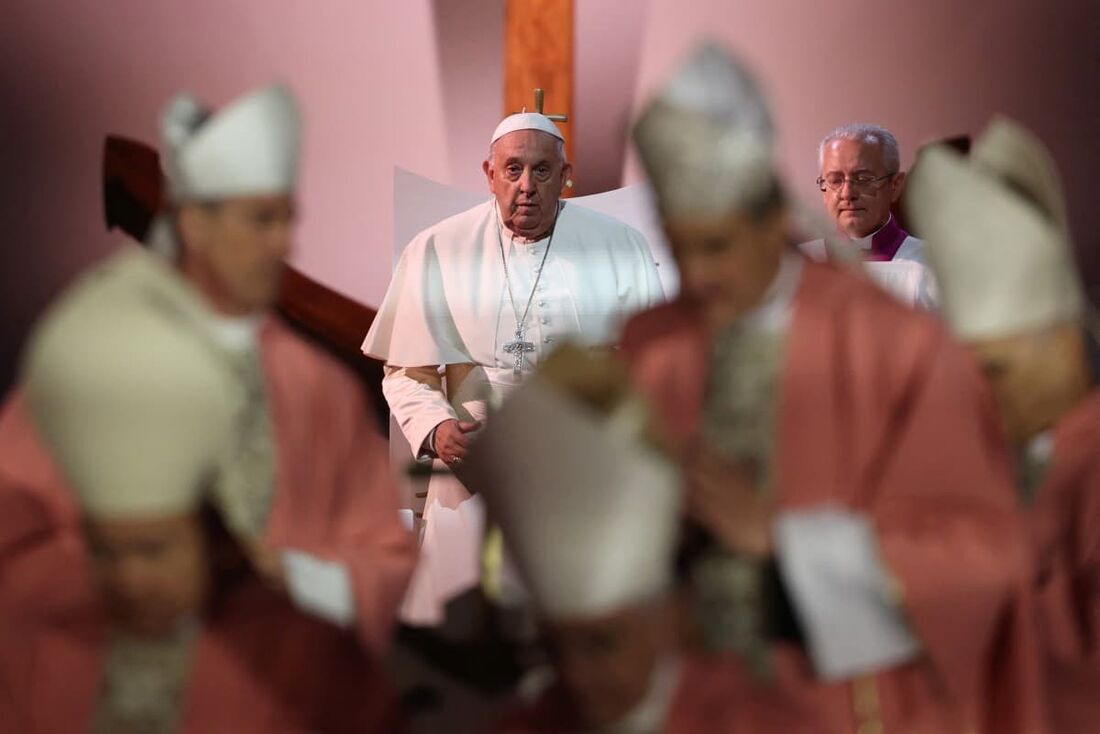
xmin=362 ymin=198 xmax=665 ymax=625
xmin=800 ymin=220 xmax=939 ymax=310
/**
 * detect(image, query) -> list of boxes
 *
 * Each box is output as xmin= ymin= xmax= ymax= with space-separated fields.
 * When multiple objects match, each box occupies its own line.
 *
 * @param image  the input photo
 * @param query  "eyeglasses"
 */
xmin=816 ymin=172 xmax=896 ymax=193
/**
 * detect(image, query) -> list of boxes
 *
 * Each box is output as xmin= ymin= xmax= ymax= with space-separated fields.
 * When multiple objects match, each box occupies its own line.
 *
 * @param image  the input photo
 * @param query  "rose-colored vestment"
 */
xmin=0 ymin=318 xmax=417 ymax=729
xmin=0 ymin=578 xmax=404 ymax=732
xmin=617 ymin=259 xmax=1045 ymax=733
xmin=1031 ymin=390 xmax=1100 ymax=733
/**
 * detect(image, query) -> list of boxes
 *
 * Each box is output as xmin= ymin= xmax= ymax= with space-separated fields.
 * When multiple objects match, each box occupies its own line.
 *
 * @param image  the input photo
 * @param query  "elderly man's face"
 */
xmin=820 ymin=138 xmax=904 ymax=239
xmin=178 ymin=194 xmax=296 ymax=315
xmin=967 ymin=323 xmax=1091 ymax=448
xmin=86 ymin=513 xmax=211 ymax=638
xmin=544 ymin=600 xmax=673 ymax=729
xmin=483 ymin=130 xmax=572 ymax=240
xmin=664 ymin=207 xmax=788 ymax=330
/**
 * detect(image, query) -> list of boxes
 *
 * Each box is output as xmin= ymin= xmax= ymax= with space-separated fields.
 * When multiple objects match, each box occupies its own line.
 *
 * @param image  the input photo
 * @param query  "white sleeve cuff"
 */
xmin=282 ymin=549 xmax=356 ymax=629
xmin=381 ymin=368 xmax=457 ymax=459
xmin=774 ymin=506 xmax=919 ymax=680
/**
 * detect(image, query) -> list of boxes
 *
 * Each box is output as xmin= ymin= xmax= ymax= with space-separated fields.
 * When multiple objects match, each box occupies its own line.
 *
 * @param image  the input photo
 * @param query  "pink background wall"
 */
xmin=0 ymin=0 xmax=503 ymax=390
xmin=573 ymin=1 xmax=649 ymax=196
xmin=1 ymin=1 xmax=1097 ymax=390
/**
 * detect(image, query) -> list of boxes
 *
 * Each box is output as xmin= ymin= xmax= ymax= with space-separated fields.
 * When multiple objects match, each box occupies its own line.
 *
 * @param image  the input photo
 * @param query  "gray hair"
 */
xmin=818 ymin=123 xmax=900 ymax=174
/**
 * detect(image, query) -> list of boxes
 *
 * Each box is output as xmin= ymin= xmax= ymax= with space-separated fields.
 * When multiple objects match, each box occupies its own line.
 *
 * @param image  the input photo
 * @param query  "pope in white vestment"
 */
xmin=362 ymin=112 xmax=665 ymax=625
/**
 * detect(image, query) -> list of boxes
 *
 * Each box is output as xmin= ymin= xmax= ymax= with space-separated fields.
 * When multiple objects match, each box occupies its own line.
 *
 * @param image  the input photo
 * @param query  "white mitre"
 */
xmin=490 ymin=112 xmax=564 ymax=146
xmin=23 ymin=247 xmax=250 ymax=522
xmin=161 ymin=83 xmax=301 ymax=202
xmin=632 ymin=41 xmax=775 ymax=220
xmin=906 ymin=119 xmax=1082 ymax=340
xmin=461 ymin=375 xmax=680 ymax=620
xmin=970 ymin=116 xmax=1069 ymax=232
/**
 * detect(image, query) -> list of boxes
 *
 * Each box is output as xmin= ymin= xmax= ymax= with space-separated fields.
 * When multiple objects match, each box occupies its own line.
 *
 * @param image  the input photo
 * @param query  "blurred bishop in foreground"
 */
xmin=465 ymin=347 xmax=798 ymax=733
xmin=0 ymin=83 xmax=416 ymax=655
xmin=0 ymin=241 xmax=400 ymax=731
xmin=909 ymin=117 xmax=1100 ymax=734
xmin=621 ymin=42 xmax=1043 ymax=733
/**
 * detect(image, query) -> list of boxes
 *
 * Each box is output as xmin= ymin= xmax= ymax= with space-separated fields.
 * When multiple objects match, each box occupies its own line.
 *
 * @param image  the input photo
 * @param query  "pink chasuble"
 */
xmin=1030 ymin=390 xmax=1100 ymax=733
xmin=258 ymin=317 xmax=417 ymax=655
xmin=0 ymin=317 xmax=417 ymax=658
xmin=0 ymin=579 xmax=404 ymax=732
xmin=619 ymin=258 xmax=1045 ymax=734
xmin=0 ymin=391 xmax=94 ymax=624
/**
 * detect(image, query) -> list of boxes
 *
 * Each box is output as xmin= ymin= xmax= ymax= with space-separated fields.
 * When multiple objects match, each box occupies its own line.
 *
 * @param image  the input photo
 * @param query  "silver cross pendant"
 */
xmin=503 ymin=328 xmax=536 ymax=375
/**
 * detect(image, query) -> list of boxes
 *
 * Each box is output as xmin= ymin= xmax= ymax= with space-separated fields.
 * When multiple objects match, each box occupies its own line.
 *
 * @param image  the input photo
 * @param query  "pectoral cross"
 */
xmin=503 ymin=328 xmax=536 ymax=375
xmin=517 ymin=88 xmax=569 ymax=122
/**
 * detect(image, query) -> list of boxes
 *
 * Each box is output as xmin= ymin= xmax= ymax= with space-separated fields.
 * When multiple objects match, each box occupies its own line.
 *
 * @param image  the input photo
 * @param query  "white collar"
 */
xmin=209 ymin=314 xmax=262 ymax=353
xmin=851 ymin=214 xmax=893 ymax=251
xmin=1025 ymin=430 xmax=1055 ymax=466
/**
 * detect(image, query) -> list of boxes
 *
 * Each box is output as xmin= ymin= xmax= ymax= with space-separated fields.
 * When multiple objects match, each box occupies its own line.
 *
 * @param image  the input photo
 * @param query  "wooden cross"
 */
xmin=518 ymin=88 xmax=568 ymax=122
xmin=504 ymin=0 xmax=574 ymax=168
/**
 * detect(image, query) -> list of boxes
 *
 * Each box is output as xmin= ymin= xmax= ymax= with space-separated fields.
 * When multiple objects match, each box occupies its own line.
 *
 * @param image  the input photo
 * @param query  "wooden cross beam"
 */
xmin=522 ymin=88 xmax=568 ymax=122
xmin=504 ymin=0 xmax=574 ymax=172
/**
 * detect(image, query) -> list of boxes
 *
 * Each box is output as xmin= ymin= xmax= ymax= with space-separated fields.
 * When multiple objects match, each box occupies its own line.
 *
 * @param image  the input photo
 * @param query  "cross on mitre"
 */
xmin=517 ymin=88 xmax=568 ymax=122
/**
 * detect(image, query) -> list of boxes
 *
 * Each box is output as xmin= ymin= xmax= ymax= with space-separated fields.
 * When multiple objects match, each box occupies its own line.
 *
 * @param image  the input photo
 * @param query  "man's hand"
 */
xmin=433 ymin=419 xmax=483 ymax=465
xmin=684 ymin=446 xmax=774 ymax=558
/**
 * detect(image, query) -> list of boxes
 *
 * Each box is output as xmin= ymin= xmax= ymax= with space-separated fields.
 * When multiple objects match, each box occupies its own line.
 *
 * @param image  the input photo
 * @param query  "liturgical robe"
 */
xmin=0 ymin=392 xmax=89 ymax=624
xmin=362 ymin=199 xmax=664 ymax=625
xmin=1029 ymin=389 xmax=1100 ymax=733
xmin=0 ymin=573 xmax=403 ymax=732
xmin=0 ymin=247 xmax=417 ymax=657
xmin=619 ymin=257 xmax=1043 ymax=733
xmin=801 ymin=215 xmax=938 ymax=309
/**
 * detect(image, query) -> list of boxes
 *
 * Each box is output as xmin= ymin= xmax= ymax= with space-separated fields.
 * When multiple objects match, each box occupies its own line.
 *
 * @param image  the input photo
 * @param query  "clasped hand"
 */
xmin=683 ymin=445 xmax=774 ymax=558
